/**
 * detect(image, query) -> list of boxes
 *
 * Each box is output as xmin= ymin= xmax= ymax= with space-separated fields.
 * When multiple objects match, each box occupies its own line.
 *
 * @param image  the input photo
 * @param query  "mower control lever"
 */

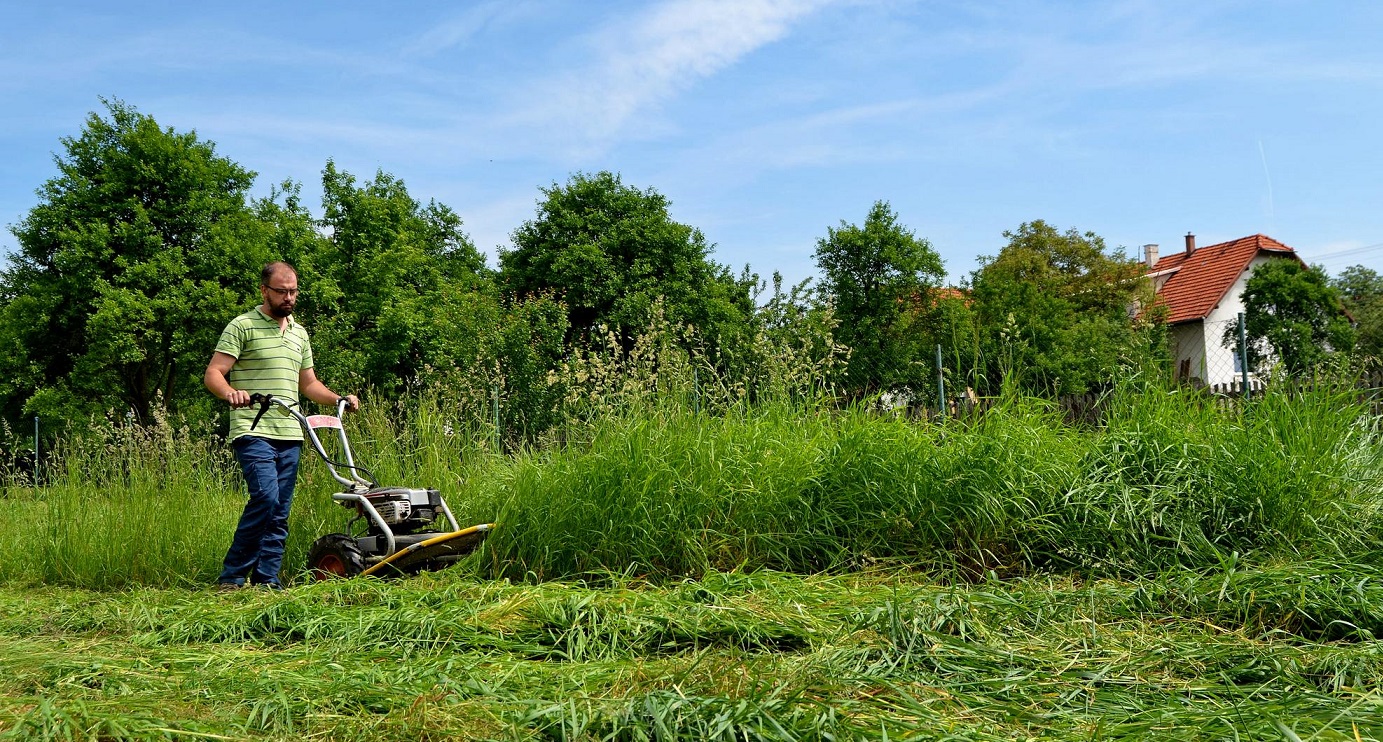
xmin=248 ymin=393 xmax=274 ymax=431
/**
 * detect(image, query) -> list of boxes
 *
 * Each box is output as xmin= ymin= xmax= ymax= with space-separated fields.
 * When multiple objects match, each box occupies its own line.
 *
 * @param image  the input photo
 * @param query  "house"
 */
xmin=1143 ymin=233 xmax=1306 ymax=386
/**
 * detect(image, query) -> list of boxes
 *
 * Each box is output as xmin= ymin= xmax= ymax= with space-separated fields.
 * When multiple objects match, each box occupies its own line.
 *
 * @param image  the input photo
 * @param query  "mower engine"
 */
xmin=358 ymin=487 xmax=442 ymax=533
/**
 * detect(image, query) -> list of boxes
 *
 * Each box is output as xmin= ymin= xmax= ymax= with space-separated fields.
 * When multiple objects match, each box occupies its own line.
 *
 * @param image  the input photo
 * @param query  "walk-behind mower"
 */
xmin=247 ymin=394 xmax=493 ymax=580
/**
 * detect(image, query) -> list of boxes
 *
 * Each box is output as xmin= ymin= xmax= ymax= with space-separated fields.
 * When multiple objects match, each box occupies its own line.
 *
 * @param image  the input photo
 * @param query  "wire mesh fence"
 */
xmin=833 ymin=311 xmax=1383 ymax=424
xmin=7 ymin=310 xmax=1383 ymax=484
xmin=1173 ymin=315 xmax=1263 ymax=396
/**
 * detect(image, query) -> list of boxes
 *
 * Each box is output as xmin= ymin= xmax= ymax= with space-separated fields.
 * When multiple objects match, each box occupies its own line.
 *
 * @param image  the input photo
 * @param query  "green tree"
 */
xmin=499 ymin=171 xmax=753 ymax=352
xmin=0 ymin=99 xmax=271 ymax=425
xmin=288 ymin=164 xmax=577 ymax=444
xmin=968 ymin=221 xmax=1157 ymax=395
xmin=916 ymin=290 xmax=983 ymax=398
xmin=491 ymin=295 xmax=570 ymax=444
xmin=299 ymin=161 xmax=497 ymax=395
xmin=1234 ymin=260 xmax=1353 ymax=375
xmin=813 ymin=201 xmax=945 ymax=395
xmin=1330 ymin=264 xmax=1383 ymax=359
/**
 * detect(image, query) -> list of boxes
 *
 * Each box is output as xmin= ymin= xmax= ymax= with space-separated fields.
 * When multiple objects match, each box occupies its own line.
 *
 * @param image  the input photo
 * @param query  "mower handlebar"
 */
xmin=246 ymin=393 xmax=352 ymax=431
xmin=244 ymin=393 xmax=374 ymax=488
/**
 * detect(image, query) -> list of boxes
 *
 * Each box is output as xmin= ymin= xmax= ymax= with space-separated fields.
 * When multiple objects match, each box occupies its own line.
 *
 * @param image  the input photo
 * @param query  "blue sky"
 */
xmin=3 ymin=0 xmax=1382 ymax=287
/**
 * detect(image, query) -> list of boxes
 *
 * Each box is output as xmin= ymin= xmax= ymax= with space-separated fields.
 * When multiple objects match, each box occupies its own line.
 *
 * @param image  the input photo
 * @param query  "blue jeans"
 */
xmin=219 ymin=437 xmax=302 ymax=586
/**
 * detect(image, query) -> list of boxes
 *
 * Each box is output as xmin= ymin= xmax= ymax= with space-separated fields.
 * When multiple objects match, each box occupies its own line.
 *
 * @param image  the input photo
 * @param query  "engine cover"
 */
xmin=360 ymin=487 xmax=442 ymax=531
xmin=372 ymin=498 xmax=411 ymax=524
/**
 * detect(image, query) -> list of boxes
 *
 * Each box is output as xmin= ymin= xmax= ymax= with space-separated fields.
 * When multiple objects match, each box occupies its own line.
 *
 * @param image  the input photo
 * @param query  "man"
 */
xmin=204 ymin=261 xmax=359 ymax=589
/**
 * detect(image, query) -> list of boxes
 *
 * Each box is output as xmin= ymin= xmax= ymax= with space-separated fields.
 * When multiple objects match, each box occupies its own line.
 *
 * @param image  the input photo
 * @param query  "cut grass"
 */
xmin=2 ymin=566 xmax=1382 ymax=740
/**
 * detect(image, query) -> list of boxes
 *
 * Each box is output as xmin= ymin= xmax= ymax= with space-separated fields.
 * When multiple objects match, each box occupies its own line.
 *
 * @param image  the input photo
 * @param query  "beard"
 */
xmin=268 ymin=302 xmax=294 ymax=319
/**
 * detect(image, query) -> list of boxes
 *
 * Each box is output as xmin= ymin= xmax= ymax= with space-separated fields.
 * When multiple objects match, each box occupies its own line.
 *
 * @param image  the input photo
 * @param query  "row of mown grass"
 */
xmin=0 ymin=381 xmax=1379 ymax=588
xmin=2 ymin=565 xmax=1382 ymax=740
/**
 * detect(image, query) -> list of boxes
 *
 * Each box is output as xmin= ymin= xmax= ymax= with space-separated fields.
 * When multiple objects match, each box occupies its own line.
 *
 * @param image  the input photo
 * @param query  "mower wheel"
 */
xmin=306 ymin=533 xmax=365 ymax=580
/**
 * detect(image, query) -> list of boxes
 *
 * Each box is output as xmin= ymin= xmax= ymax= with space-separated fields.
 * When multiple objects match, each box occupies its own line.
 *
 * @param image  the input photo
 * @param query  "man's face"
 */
xmin=260 ymin=271 xmax=299 ymax=319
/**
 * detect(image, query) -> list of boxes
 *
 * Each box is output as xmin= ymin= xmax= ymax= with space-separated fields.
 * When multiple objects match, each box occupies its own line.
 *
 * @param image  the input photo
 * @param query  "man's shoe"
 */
xmin=216 ymin=581 xmax=243 ymax=593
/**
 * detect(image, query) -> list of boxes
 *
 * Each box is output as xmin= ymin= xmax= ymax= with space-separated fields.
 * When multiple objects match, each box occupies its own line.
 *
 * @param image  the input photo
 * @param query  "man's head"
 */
xmin=260 ymin=261 xmax=299 ymax=319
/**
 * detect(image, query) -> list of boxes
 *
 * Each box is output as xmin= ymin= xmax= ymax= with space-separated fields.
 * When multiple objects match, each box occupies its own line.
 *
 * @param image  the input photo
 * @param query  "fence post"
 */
xmin=491 ymin=385 xmax=501 ymax=452
xmin=1237 ymin=312 xmax=1251 ymax=400
xmin=34 ymin=415 xmax=40 ymax=486
xmin=935 ymin=344 xmax=946 ymax=419
xmin=693 ymin=366 xmax=701 ymax=414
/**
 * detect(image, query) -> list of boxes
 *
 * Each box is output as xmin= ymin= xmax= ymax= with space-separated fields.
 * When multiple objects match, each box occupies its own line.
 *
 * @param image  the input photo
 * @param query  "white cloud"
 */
xmin=401 ymin=1 xmax=544 ymax=58
xmin=510 ymin=0 xmax=836 ymax=151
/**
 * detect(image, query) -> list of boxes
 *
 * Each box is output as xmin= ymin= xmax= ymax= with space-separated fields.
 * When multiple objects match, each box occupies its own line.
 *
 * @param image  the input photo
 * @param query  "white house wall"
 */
xmin=1171 ymin=322 xmax=1207 ymax=382
xmin=1191 ymin=254 xmax=1280 ymax=386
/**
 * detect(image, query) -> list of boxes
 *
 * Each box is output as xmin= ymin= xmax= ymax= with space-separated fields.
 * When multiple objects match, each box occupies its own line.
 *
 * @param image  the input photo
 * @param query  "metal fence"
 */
xmin=864 ymin=312 xmax=1383 ymax=423
xmin=8 ymin=310 xmax=1383 ymax=484
xmin=1180 ymin=314 xmax=1261 ymax=396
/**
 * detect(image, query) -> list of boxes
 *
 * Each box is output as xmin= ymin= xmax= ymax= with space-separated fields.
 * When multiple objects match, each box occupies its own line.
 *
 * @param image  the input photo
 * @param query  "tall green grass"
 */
xmin=472 ymin=383 xmax=1383 ymax=581
xmin=1 ymin=381 xmax=1379 ymax=588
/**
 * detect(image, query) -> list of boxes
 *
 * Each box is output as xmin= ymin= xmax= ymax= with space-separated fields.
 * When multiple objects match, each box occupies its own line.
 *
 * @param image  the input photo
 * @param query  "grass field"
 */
xmin=8 ymin=563 xmax=1383 ymax=735
xmin=2 ymin=382 xmax=1382 ymax=739
xmin=2 ymin=565 xmax=1382 ymax=740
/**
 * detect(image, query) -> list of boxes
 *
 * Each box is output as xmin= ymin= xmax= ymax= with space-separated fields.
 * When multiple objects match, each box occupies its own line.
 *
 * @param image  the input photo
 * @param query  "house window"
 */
xmin=1232 ymin=350 xmax=1243 ymax=374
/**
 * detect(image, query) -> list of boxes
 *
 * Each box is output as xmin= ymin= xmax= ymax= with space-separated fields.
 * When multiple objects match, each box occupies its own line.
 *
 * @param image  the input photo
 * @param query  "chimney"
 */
xmin=1143 ymin=244 xmax=1159 ymax=268
xmin=1184 ymin=232 xmax=1196 ymax=255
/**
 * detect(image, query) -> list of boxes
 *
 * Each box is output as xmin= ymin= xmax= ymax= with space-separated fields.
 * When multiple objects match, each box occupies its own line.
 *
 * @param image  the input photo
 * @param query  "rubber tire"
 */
xmin=306 ymin=533 xmax=365 ymax=580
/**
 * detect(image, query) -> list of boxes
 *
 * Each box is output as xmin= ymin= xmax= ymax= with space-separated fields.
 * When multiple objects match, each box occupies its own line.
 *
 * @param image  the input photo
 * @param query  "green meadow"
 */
xmin=2 ymin=383 xmax=1382 ymax=739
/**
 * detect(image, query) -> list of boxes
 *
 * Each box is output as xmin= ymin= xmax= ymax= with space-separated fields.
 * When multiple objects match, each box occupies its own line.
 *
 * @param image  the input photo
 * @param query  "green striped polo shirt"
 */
xmin=215 ymin=307 xmax=315 ymax=442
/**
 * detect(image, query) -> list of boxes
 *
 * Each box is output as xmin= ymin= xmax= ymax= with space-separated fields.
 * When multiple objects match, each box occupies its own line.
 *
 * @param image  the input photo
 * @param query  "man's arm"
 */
xmin=299 ymin=367 xmax=360 ymax=412
xmin=205 ymin=352 xmax=252 ymax=408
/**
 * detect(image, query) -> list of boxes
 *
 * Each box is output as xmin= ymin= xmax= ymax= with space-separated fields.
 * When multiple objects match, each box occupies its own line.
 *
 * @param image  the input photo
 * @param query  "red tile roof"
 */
xmin=1147 ymin=234 xmax=1301 ymax=324
xmin=934 ymin=287 xmax=969 ymax=304
xmin=901 ymin=287 xmax=971 ymax=309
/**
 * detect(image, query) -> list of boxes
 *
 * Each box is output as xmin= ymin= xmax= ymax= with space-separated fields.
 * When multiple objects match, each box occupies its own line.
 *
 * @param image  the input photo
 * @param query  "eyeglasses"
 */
xmin=263 ymin=285 xmax=301 ymax=299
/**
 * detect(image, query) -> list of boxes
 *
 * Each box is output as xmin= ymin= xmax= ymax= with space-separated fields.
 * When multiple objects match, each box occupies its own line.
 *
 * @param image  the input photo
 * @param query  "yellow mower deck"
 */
xmin=360 ymin=523 xmax=494 ymax=577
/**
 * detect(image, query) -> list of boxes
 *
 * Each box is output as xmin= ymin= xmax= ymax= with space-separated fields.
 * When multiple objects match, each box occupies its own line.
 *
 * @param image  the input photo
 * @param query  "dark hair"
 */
xmin=261 ymin=261 xmax=298 ymax=286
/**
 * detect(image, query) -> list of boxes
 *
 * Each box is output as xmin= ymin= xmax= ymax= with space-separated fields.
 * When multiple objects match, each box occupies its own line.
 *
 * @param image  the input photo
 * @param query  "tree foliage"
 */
xmin=1236 ymin=260 xmax=1353 ymax=374
xmin=813 ymin=200 xmax=945 ymax=395
xmin=1330 ymin=264 xmax=1383 ymax=360
xmin=14 ymin=102 xmax=1322 ymax=442
xmin=300 ymin=162 xmax=496 ymax=394
xmin=968 ymin=221 xmax=1159 ymax=395
xmin=499 ymin=171 xmax=753 ymax=352
xmin=0 ymin=99 xmax=269 ymax=424
xmin=0 ymin=102 xmax=586 ymax=441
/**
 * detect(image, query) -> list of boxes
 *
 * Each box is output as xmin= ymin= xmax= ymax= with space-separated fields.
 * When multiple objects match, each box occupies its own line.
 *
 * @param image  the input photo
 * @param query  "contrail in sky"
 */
xmin=1258 ymin=138 xmax=1275 ymax=233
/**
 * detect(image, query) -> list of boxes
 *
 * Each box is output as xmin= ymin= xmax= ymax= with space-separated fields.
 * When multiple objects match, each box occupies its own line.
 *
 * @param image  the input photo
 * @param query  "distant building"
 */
xmin=1143 ymin=233 xmax=1305 ymax=386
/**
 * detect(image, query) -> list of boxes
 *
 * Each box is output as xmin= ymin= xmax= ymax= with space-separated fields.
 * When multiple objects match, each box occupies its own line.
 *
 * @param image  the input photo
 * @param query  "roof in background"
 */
xmin=1148 ymin=234 xmax=1301 ymax=324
